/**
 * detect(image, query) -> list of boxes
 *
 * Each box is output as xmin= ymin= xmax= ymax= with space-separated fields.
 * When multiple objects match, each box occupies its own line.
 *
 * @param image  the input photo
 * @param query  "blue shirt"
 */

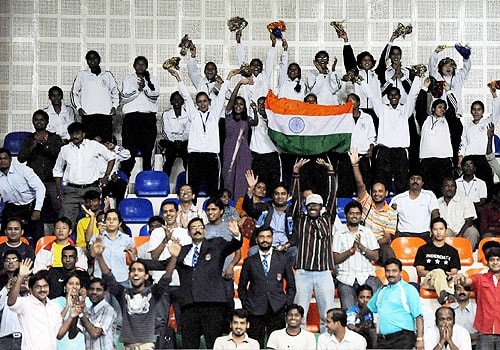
xmin=269 ymin=208 xmax=288 ymax=246
xmin=91 ymin=231 xmax=134 ymax=282
xmin=368 ymin=280 xmax=422 ymax=335
xmin=346 ymin=304 xmax=374 ymax=326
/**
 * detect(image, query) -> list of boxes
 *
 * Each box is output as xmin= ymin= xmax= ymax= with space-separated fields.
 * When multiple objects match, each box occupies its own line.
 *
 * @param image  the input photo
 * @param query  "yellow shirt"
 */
xmin=76 ymin=216 xmax=98 ymax=248
xmin=51 ymin=242 xmax=67 ymax=268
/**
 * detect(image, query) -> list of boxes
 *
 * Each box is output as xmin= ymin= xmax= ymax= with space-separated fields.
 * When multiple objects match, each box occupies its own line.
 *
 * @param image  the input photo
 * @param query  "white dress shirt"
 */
xmin=121 ymin=72 xmax=160 ymax=114
xmin=0 ymin=163 xmax=46 ymax=211
xmin=44 ymin=103 xmax=76 ymax=140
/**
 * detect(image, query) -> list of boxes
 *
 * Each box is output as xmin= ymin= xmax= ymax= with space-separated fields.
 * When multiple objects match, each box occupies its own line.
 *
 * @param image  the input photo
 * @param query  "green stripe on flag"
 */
xmin=268 ymin=130 xmax=351 ymax=155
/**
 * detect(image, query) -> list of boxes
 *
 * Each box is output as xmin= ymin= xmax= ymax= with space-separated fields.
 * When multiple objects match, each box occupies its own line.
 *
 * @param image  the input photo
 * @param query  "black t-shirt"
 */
xmin=414 ymin=242 xmax=461 ymax=272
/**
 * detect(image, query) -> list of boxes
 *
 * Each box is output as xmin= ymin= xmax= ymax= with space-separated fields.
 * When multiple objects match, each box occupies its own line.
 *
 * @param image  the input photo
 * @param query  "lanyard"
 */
xmin=199 ymin=112 xmax=210 ymax=133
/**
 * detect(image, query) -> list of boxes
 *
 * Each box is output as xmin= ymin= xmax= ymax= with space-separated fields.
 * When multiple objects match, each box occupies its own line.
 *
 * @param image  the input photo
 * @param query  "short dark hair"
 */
xmin=62 ymin=245 xmax=77 ymax=255
xmin=435 ymin=306 xmax=455 ymax=324
xmin=431 ymin=217 xmax=448 ymax=230
xmin=67 ymin=122 xmax=85 ymax=134
xmin=85 ymin=50 xmax=101 ymax=60
xmin=129 ymin=259 xmax=150 ymax=275
xmin=0 ymin=148 xmax=12 ymax=159
xmin=314 ymin=50 xmax=329 ymax=61
xmin=161 ymin=200 xmax=179 ymax=212
xmin=471 ymin=100 xmax=485 ymax=113
xmin=431 ymin=98 xmax=447 ymax=112
xmin=5 ymin=217 xmax=24 ymax=228
xmin=486 ymin=247 xmax=500 ymax=261
xmin=356 ymin=51 xmax=376 ymax=68
xmin=232 ymin=308 xmax=249 ymax=320
xmin=187 ymin=217 xmax=204 ymax=230
xmin=56 ymin=216 xmax=73 ymax=228
xmin=205 ymin=197 xmax=225 ymax=211
xmin=170 ymin=91 xmax=183 ymax=105
xmin=89 ymin=277 xmax=107 ymax=291
xmin=105 ymin=209 xmax=123 ymax=224
xmin=482 ymin=241 xmax=500 ymax=256
xmin=48 ymin=85 xmax=63 ymax=97
xmin=195 ymin=91 xmax=210 ymax=103
xmin=63 ymin=272 xmax=82 ymax=286
xmin=327 ymin=308 xmax=347 ymax=327
xmin=29 ymin=271 xmax=48 ymax=289
xmin=286 ymin=303 xmax=305 ymax=317
xmin=147 ymin=215 xmax=165 ymax=226
xmin=461 ymin=155 xmax=475 ymax=167
xmin=356 ymin=284 xmax=373 ymax=297
xmin=272 ymin=182 xmax=289 ymax=195
xmin=84 ymin=190 xmax=101 ymax=201
xmin=177 ymin=183 xmax=193 ymax=196
xmin=2 ymin=249 xmax=22 ymax=261
xmin=344 ymin=200 xmax=363 ymax=214
xmin=32 ymin=109 xmax=49 ymax=122
xmin=384 ymin=257 xmax=403 ymax=271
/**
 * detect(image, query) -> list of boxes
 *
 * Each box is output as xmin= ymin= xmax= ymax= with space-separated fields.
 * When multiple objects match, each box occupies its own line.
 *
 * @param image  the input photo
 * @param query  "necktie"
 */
xmin=262 ymin=254 xmax=269 ymax=276
xmin=192 ymin=246 xmax=199 ymax=267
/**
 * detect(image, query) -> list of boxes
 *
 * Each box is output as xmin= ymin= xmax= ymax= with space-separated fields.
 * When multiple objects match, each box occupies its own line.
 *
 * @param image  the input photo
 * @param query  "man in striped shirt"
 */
xmin=287 ymin=158 xmax=336 ymax=333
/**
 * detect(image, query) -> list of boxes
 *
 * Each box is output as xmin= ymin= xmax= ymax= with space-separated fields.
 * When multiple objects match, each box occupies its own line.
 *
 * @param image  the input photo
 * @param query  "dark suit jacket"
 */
xmin=176 ymin=236 xmax=242 ymax=307
xmin=238 ymin=250 xmax=296 ymax=315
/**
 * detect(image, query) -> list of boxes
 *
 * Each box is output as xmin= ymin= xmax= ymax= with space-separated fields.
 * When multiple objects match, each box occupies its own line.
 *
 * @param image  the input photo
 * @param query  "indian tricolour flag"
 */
xmin=265 ymin=91 xmax=354 ymax=155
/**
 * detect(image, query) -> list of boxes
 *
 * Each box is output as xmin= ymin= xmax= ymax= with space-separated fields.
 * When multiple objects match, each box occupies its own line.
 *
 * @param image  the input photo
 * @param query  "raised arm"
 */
xmin=278 ymin=39 xmax=289 ymax=88
xmin=187 ymin=45 xmax=203 ymax=88
xmin=226 ymin=76 xmax=252 ymax=113
xmin=291 ymin=158 xmax=309 ymax=218
xmin=349 ymin=149 xmax=367 ymax=198
xmin=317 ymin=158 xmax=337 ymax=215
xmin=263 ymin=34 xmax=277 ymax=81
xmin=7 ymin=258 xmax=32 ymax=307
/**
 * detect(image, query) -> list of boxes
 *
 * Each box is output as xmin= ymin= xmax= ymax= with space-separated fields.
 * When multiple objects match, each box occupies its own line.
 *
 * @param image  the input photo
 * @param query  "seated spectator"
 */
xmin=46 ymin=245 xmax=91 ymax=299
xmin=80 ymin=278 xmax=117 ymax=350
xmin=318 ymin=308 xmax=368 ymax=350
xmin=33 ymin=217 xmax=87 ymax=273
xmin=91 ymin=234 xmax=179 ymax=350
xmin=414 ymin=218 xmax=461 ymax=304
xmin=76 ymin=190 xmax=109 ymax=249
xmin=438 ymin=177 xmax=479 ymax=249
xmin=480 ymin=183 xmax=500 ymax=237
xmin=218 ymin=188 xmax=241 ymax=222
xmin=346 ymin=285 xmax=377 ymax=349
xmin=89 ymin=209 xmax=134 ymax=286
xmin=140 ymin=215 xmax=165 ymax=236
xmin=266 ymin=304 xmax=316 ymax=350
xmin=449 ymin=284 xmax=478 ymax=347
xmin=333 ymin=201 xmax=381 ymax=311
xmin=391 ymin=174 xmax=440 ymax=239
xmin=213 ymin=308 xmax=260 ymax=350
xmin=424 ymin=306 xmax=471 ymax=350
xmin=0 ymin=250 xmax=25 ymax=349
xmin=52 ymin=273 xmax=91 ymax=349
xmin=176 ymin=183 xmax=208 ymax=228
xmin=456 ymin=156 xmax=488 ymax=214
xmin=8 ymin=260 xmax=83 ymax=350
xmin=0 ymin=218 xmax=35 ymax=275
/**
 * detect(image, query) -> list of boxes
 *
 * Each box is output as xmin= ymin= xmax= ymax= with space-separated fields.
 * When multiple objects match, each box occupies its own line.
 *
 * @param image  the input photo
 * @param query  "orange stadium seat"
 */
xmin=374 ymin=266 xmax=410 ymax=284
xmin=477 ymin=237 xmax=500 ymax=265
xmin=391 ymin=236 xmax=426 ymax=265
xmin=0 ymin=236 xmax=30 ymax=245
xmin=445 ymin=237 xmax=474 ymax=266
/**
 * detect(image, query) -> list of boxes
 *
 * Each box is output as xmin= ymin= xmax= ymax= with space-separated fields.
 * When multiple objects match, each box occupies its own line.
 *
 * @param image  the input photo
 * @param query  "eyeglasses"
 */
xmin=4 ymin=257 xmax=19 ymax=263
xmin=179 ymin=190 xmax=192 ymax=194
xmin=189 ymin=225 xmax=205 ymax=231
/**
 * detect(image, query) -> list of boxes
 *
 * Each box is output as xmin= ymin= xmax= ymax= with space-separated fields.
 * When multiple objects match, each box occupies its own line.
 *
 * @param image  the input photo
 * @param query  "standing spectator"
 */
xmin=457 ymin=247 xmax=500 ymax=349
xmin=416 ymin=79 xmax=463 ymax=197
xmin=278 ymin=39 xmax=306 ymax=101
xmin=166 ymin=67 xmax=231 ymax=198
xmin=306 ymin=50 xmax=341 ymax=105
xmin=93 ymin=234 xmax=179 ymax=350
xmin=0 ymin=148 xmax=45 ymax=240
xmin=160 ymin=91 xmax=190 ymax=176
xmin=18 ymin=110 xmax=64 ymax=230
xmin=414 ymin=218 xmax=461 ymax=304
xmin=0 ymin=218 xmax=35 ymax=270
xmin=8 ymin=259 xmax=83 ymax=350
xmin=248 ymin=97 xmax=281 ymax=192
xmin=367 ymin=258 xmax=424 ymax=349
xmin=33 ymin=217 xmax=88 ymax=273
xmin=53 ymin=122 xmax=115 ymax=230
xmin=44 ymin=86 xmax=76 ymax=142
xmin=89 ymin=210 xmax=134 ymax=286
xmin=79 ymin=278 xmax=117 ymax=350
xmin=70 ymin=50 xmax=119 ymax=142
xmin=172 ymin=217 xmax=242 ymax=349
xmin=46 ymin=245 xmax=91 ymax=299
xmin=346 ymin=285 xmax=377 ymax=349
xmin=428 ymin=44 xmax=471 ymax=118
xmin=456 ymin=156 xmax=488 ymax=214
xmin=333 ymin=201 xmax=381 ymax=310
xmin=438 ymin=178 xmax=479 ymax=248
xmin=238 ymin=226 xmax=296 ymax=348
xmin=289 ymin=158 xmax=336 ymax=332
xmin=335 ymin=94 xmax=376 ymax=198
xmin=266 ymin=304 xmax=317 ymax=350
xmin=390 ymin=174 xmax=440 ymax=239
xmin=0 ymin=250 xmax=24 ymax=349
xmin=449 ymin=284 xmax=478 ymax=347
xmin=223 ymin=76 xmax=253 ymax=200
xmin=120 ymin=56 xmax=160 ymax=177
xmin=76 ymin=190 xmax=110 ymax=249
xmin=424 ymin=306 xmax=472 ymax=350
xmin=213 ymin=309 xmax=260 ymax=350
xmin=349 ymin=149 xmax=396 ymax=265
xmin=317 ymin=308 xmax=367 ymax=350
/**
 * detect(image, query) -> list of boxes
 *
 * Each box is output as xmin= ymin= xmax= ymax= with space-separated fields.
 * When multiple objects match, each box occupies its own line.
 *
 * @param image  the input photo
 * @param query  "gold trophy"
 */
xmin=411 ymin=64 xmax=428 ymax=78
xmin=393 ymin=23 xmax=412 ymax=39
xmin=178 ymin=34 xmax=194 ymax=56
xmin=162 ymin=57 xmax=181 ymax=70
xmin=239 ymin=63 xmax=252 ymax=78
xmin=227 ymin=17 xmax=248 ymax=32
xmin=341 ymin=69 xmax=364 ymax=85
xmin=330 ymin=20 xmax=347 ymax=37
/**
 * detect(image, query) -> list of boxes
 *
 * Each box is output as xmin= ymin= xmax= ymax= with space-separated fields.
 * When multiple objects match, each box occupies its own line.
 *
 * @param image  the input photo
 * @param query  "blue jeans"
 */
xmin=477 ymin=334 xmax=500 ymax=350
xmin=293 ymin=269 xmax=335 ymax=333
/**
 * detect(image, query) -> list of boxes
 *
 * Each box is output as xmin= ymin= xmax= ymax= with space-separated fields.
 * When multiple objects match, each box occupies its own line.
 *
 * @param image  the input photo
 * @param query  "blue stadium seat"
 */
xmin=118 ymin=198 xmax=154 ymax=224
xmin=134 ymin=170 xmax=169 ymax=197
xmin=174 ymin=170 xmax=208 ymax=197
xmin=336 ymin=197 xmax=356 ymax=224
xmin=3 ymin=131 xmax=31 ymax=156
xmin=494 ymin=134 xmax=500 ymax=157
xmin=139 ymin=224 xmax=150 ymax=236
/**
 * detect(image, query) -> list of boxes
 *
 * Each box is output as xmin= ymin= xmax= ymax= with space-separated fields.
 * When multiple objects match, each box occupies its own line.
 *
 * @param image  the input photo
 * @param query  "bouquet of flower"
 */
xmin=227 ymin=16 xmax=248 ymax=32
xmin=341 ymin=69 xmax=364 ymax=85
xmin=239 ymin=63 xmax=252 ymax=78
xmin=487 ymin=80 xmax=500 ymax=89
xmin=428 ymin=76 xmax=450 ymax=98
xmin=455 ymin=43 xmax=471 ymax=59
xmin=392 ymin=23 xmax=412 ymax=39
xmin=330 ymin=20 xmax=346 ymax=37
xmin=267 ymin=20 xmax=286 ymax=39
xmin=162 ymin=57 xmax=180 ymax=70
xmin=411 ymin=64 xmax=428 ymax=78
xmin=178 ymin=34 xmax=194 ymax=56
